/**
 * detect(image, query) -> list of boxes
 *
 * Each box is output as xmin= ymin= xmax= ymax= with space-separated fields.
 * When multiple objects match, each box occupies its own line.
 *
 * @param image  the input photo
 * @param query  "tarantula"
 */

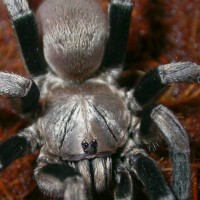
xmin=0 ymin=0 xmax=199 ymax=199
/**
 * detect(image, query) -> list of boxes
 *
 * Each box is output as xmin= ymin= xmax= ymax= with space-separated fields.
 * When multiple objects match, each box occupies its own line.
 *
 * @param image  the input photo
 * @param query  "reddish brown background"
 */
xmin=0 ymin=0 xmax=200 ymax=199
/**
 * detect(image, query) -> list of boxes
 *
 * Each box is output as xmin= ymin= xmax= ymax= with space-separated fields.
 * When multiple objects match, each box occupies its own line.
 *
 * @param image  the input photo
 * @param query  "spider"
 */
xmin=0 ymin=0 xmax=199 ymax=199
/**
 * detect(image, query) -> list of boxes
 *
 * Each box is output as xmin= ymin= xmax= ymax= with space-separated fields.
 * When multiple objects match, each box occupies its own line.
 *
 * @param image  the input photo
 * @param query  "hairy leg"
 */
xmin=0 ymin=124 xmax=40 ymax=170
xmin=134 ymin=62 xmax=200 ymax=105
xmin=0 ymin=72 xmax=39 ymax=112
xmin=140 ymin=105 xmax=191 ymax=200
xmin=3 ymin=0 xmax=46 ymax=75
xmin=103 ymin=0 xmax=133 ymax=68
xmin=34 ymin=147 xmax=88 ymax=200
xmin=35 ymin=163 xmax=87 ymax=200
xmin=126 ymin=152 xmax=175 ymax=200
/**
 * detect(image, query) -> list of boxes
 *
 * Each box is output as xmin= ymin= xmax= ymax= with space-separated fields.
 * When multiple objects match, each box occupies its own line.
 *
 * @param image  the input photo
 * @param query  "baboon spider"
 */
xmin=0 ymin=0 xmax=199 ymax=199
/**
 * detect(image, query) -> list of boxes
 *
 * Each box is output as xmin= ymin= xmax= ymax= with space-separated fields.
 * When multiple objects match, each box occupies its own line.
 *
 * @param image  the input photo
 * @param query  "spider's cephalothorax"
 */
xmin=0 ymin=0 xmax=199 ymax=199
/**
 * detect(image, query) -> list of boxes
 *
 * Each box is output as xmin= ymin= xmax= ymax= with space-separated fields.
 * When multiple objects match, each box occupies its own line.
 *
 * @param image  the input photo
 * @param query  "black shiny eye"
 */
xmin=91 ymin=139 xmax=97 ymax=146
xmin=81 ymin=140 xmax=89 ymax=149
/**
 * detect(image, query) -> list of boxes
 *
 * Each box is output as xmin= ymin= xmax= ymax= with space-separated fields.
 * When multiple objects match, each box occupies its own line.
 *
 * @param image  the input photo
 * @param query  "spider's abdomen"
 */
xmin=36 ymin=0 xmax=108 ymax=81
xmin=39 ymin=82 xmax=130 ymax=161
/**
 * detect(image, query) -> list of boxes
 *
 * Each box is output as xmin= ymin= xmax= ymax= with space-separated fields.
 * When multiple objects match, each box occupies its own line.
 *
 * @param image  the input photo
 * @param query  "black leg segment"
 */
xmin=128 ymin=153 xmax=175 ymax=200
xmin=103 ymin=0 xmax=133 ymax=67
xmin=134 ymin=61 xmax=200 ymax=105
xmin=140 ymin=105 xmax=191 ymax=200
xmin=0 ymin=72 xmax=40 ymax=112
xmin=0 ymin=136 xmax=30 ymax=170
xmin=3 ymin=0 xmax=47 ymax=75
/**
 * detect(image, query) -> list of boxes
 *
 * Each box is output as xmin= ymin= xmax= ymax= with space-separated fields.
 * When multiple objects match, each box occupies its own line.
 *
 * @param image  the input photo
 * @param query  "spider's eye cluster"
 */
xmin=81 ymin=139 xmax=98 ymax=155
